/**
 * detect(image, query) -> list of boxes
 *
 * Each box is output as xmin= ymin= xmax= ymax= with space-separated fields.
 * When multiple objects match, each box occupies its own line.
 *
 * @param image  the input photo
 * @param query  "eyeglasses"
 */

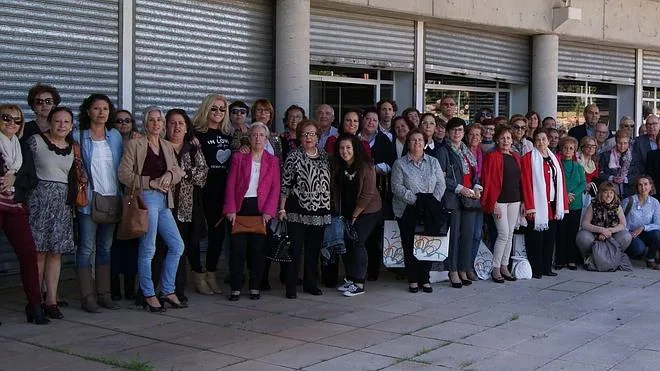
xmin=1 ymin=114 xmax=22 ymax=124
xmin=409 ymin=138 xmax=425 ymax=143
xmin=210 ymin=106 xmax=226 ymax=113
xmin=34 ymin=98 xmax=54 ymax=106
xmin=483 ymin=127 xmax=495 ymax=132
xmin=479 ymin=112 xmax=493 ymax=118
xmin=115 ymin=118 xmax=132 ymax=125
xmin=620 ymin=124 xmax=634 ymax=128
xmin=231 ymin=109 xmax=247 ymax=115
xmin=301 ymin=132 xmax=317 ymax=138
xmin=582 ymin=144 xmax=597 ymax=149
xmin=250 ymin=133 xmax=266 ymax=138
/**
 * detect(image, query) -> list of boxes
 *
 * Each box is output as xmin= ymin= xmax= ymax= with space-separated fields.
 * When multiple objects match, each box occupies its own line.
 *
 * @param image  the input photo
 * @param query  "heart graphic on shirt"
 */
xmin=216 ymin=149 xmax=231 ymax=164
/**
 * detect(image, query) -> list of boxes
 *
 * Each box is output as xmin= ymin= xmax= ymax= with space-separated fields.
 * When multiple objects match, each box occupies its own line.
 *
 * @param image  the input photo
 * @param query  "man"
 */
xmin=602 ymin=116 xmax=635 ymax=154
xmin=377 ymin=99 xmax=395 ymax=141
xmin=548 ymin=128 xmax=560 ymax=153
xmin=542 ymin=116 xmax=557 ymax=129
xmin=438 ymin=96 xmax=456 ymax=123
xmin=316 ymin=104 xmax=337 ymax=149
xmin=568 ymin=104 xmax=600 ymax=143
xmin=630 ymin=115 xmax=660 ymax=179
xmin=594 ymin=122 xmax=611 ymax=155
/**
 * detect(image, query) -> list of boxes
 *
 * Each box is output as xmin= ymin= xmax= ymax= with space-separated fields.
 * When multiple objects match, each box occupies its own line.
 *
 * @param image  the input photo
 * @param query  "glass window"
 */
xmin=557 ymin=80 xmax=617 ymax=131
xmin=643 ymin=87 xmax=655 ymax=99
xmin=310 ymin=66 xmax=377 ymax=80
xmin=557 ymin=95 xmax=586 ymax=130
xmin=590 ymin=97 xmax=617 ymax=131
xmin=310 ymin=81 xmax=377 ymax=122
xmin=558 ymin=80 xmax=585 ymax=94
xmin=380 ymin=85 xmax=393 ymax=101
xmin=498 ymin=92 xmax=510 ymax=118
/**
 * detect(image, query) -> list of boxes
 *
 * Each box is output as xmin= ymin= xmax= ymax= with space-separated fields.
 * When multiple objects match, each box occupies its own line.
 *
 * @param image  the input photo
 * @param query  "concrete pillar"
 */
xmin=275 ymin=0 xmax=310 ymax=133
xmin=531 ymin=34 xmax=559 ymax=120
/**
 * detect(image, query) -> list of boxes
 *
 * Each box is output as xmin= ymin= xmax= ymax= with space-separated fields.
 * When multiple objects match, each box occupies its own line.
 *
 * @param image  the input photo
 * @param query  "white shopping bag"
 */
xmin=474 ymin=240 xmax=493 ymax=280
xmin=412 ymin=232 xmax=450 ymax=261
xmin=512 ymin=233 xmax=527 ymax=258
xmin=383 ymin=220 xmax=404 ymax=268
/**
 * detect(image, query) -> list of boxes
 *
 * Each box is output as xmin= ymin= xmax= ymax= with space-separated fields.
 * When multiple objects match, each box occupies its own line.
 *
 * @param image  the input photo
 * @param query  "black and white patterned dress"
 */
xmin=281 ymin=148 xmax=331 ymax=226
xmin=27 ymin=134 xmax=75 ymax=254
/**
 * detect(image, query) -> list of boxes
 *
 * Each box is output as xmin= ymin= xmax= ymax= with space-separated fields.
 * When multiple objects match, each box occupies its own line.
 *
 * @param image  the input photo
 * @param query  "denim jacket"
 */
xmin=72 ymin=128 xmax=124 ymax=215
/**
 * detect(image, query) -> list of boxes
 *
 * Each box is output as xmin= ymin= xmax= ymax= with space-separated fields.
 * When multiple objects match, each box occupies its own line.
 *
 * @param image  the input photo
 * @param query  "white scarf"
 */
xmin=0 ymin=132 xmax=22 ymax=173
xmin=531 ymin=147 xmax=565 ymax=231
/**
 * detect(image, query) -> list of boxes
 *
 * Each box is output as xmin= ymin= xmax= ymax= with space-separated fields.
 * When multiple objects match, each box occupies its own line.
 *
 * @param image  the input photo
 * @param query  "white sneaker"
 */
xmin=336 ymin=278 xmax=354 ymax=292
xmin=343 ymin=284 xmax=365 ymax=297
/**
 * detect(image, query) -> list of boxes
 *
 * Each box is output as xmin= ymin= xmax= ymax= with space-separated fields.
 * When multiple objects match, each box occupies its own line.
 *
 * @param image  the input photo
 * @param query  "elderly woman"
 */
xmin=27 ymin=107 xmax=76 ymax=319
xmin=621 ymin=176 xmax=660 ymax=266
xmin=21 ymin=83 xmax=61 ymax=142
xmin=72 ymin=94 xmax=123 ymax=313
xmin=280 ymin=104 xmax=306 ymax=160
xmin=325 ymin=110 xmax=370 ymax=155
xmin=555 ymin=137 xmax=586 ymax=270
xmin=419 ymin=113 xmax=442 ymax=159
xmin=224 ymin=122 xmax=280 ymax=301
xmin=598 ymin=129 xmax=633 ymax=198
xmin=402 ymin=107 xmax=420 ymax=127
xmin=118 ymin=106 xmax=185 ymax=312
xmin=465 ymin=123 xmax=485 ymax=280
xmin=521 ymin=128 xmax=569 ymax=279
xmin=481 ymin=124 xmax=520 ymax=282
xmin=332 ymin=133 xmax=382 ymax=296
xmin=511 ymin=114 xmax=534 ymax=157
xmin=577 ymin=136 xmax=599 ymax=191
xmin=392 ymin=128 xmax=445 ymax=292
xmin=279 ymin=119 xmax=332 ymax=298
xmin=151 ymin=109 xmax=208 ymax=305
xmin=437 ymin=118 xmax=482 ymax=288
xmin=114 ymin=110 xmax=141 ymax=141
xmin=393 ymin=115 xmax=413 ymax=159
xmin=576 ymin=182 xmax=631 ymax=260
xmin=192 ymin=94 xmax=232 ymax=294
xmin=0 ymin=104 xmax=49 ymax=324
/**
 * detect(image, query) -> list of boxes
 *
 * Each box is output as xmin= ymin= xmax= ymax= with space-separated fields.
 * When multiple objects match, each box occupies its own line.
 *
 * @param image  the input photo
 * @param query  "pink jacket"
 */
xmin=223 ymin=151 xmax=280 ymax=217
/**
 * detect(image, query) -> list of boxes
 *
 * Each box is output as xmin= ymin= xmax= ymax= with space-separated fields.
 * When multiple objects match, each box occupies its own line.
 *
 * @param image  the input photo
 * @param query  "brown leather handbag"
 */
xmin=117 ymin=164 xmax=148 ymax=240
xmin=231 ymin=215 xmax=266 ymax=235
xmin=72 ymin=143 xmax=88 ymax=207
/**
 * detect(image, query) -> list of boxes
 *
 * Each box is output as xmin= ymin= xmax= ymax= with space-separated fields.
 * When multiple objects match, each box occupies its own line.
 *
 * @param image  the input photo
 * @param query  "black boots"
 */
xmin=25 ymin=304 xmax=50 ymax=325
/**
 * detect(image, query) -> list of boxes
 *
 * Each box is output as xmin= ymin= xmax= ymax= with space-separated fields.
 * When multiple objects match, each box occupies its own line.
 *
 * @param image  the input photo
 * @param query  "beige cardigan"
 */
xmin=118 ymin=136 xmax=184 ymax=209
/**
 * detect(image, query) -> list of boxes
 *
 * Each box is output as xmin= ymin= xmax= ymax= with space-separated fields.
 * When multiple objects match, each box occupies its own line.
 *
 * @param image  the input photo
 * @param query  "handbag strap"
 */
xmin=623 ymin=196 xmax=633 ymax=217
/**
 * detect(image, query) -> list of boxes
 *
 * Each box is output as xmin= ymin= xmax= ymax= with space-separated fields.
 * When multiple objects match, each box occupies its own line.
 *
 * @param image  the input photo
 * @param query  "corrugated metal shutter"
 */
xmin=558 ymin=41 xmax=635 ymax=85
xmin=310 ymin=8 xmax=415 ymax=71
xmin=134 ymin=0 xmax=274 ymax=122
xmin=0 ymin=0 xmax=120 ymax=120
xmin=0 ymin=0 xmax=119 ymax=278
xmin=425 ymin=25 xmax=530 ymax=84
xmin=643 ymin=50 xmax=660 ymax=87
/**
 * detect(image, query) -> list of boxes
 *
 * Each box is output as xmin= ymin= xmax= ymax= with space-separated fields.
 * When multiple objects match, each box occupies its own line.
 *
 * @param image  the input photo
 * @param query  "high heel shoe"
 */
xmin=42 ymin=304 xmax=64 ymax=319
xmin=491 ymin=272 xmax=505 ymax=284
xmin=408 ymin=285 xmax=419 ymax=293
xmin=421 ymin=284 xmax=433 ymax=293
xmin=229 ymin=291 xmax=240 ymax=301
xmin=458 ymin=272 xmax=472 ymax=286
xmin=25 ymin=304 xmax=50 ymax=325
xmin=159 ymin=294 xmax=188 ymax=309
xmin=142 ymin=297 xmax=165 ymax=313
xmin=448 ymin=272 xmax=462 ymax=288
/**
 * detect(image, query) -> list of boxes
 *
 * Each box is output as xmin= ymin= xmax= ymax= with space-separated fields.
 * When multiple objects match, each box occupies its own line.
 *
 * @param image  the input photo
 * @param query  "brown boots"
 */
xmin=77 ymin=265 xmax=120 ymax=313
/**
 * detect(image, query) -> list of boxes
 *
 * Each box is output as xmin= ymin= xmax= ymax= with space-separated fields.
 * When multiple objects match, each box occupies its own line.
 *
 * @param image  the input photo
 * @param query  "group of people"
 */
xmin=2 ymin=83 xmax=660 ymax=326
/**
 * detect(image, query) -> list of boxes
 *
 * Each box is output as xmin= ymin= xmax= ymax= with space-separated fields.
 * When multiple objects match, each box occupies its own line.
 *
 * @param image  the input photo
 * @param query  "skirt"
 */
xmin=28 ymin=181 xmax=75 ymax=254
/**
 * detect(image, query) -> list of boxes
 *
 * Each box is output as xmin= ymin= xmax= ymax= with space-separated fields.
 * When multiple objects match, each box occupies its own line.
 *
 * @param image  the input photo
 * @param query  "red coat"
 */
xmin=520 ymin=151 xmax=569 ymax=219
xmin=480 ymin=149 xmax=521 ymax=214
xmin=223 ymin=151 xmax=280 ymax=217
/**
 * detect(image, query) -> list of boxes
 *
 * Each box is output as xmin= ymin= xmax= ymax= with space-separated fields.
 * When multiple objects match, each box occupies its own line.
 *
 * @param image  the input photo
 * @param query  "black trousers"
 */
xmin=555 ymin=210 xmax=581 ymax=266
xmin=285 ymin=222 xmax=325 ymax=294
xmin=202 ymin=186 xmax=226 ymax=273
xmin=228 ymin=198 xmax=266 ymax=292
xmin=525 ymin=220 xmax=557 ymax=275
xmin=398 ymin=206 xmax=432 ymax=284
xmin=111 ymin=237 xmax=138 ymax=277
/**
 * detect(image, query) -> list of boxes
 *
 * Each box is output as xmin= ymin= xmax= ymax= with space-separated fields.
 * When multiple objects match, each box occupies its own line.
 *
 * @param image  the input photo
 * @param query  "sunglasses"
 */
xmin=115 ymin=118 xmax=132 ymax=125
xmin=513 ymin=125 xmax=526 ymax=130
xmin=231 ymin=109 xmax=247 ymax=115
xmin=210 ymin=106 xmax=226 ymax=113
xmin=1 ymin=114 xmax=22 ymax=124
xmin=34 ymin=98 xmax=54 ymax=106
xmin=479 ymin=112 xmax=493 ymax=118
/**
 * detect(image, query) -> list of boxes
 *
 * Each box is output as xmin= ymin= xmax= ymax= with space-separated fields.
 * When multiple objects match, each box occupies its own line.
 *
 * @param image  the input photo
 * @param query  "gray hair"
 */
xmin=249 ymin=121 xmax=270 ymax=137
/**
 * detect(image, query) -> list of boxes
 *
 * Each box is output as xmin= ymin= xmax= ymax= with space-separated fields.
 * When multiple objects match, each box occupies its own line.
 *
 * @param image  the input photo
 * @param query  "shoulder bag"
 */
xmin=72 ymin=142 xmax=89 ymax=208
xmin=116 ymin=161 xmax=148 ymax=240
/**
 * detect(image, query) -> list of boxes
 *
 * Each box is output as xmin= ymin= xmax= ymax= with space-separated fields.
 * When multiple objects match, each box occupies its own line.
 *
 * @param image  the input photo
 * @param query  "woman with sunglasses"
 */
xmin=510 ymin=114 xmax=534 ymax=157
xmin=114 ymin=110 xmax=141 ymax=141
xmin=0 ymin=104 xmax=49 ymax=324
xmin=21 ymin=83 xmax=61 ymax=143
xmin=191 ymin=94 xmax=232 ymax=295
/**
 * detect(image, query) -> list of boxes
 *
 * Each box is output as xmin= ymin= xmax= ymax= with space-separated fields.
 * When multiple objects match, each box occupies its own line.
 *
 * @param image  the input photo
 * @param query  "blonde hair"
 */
xmin=142 ymin=106 xmax=165 ymax=138
xmin=0 ymin=104 xmax=25 ymax=138
xmin=192 ymin=94 xmax=231 ymax=135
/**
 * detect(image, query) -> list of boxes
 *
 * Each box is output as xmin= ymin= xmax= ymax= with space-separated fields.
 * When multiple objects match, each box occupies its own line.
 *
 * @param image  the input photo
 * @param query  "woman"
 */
xmin=437 ymin=118 xmax=482 ymax=288
xmin=525 ymin=111 xmax=541 ymax=141
xmin=325 ymin=110 xmax=369 ymax=155
xmin=521 ymin=128 xmax=569 ymax=279
xmin=391 ymin=128 xmax=445 ymax=293
xmin=419 ymin=113 xmax=442 ymax=159
xmin=434 ymin=119 xmax=447 ymax=144
xmin=555 ymin=137 xmax=586 ymax=270
xmin=224 ymin=123 xmax=280 ymax=301
xmin=21 ymin=83 xmax=61 ymax=142
xmin=118 ymin=106 xmax=185 ymax=312
xmin=332 ymin=133 xmax=382 ymax=296
xmin=645 ymin=134 xmax=660 ymax=201
xmin=192 ymin=94 xmax=232 ymax=294
xmin=401 ymin=107 xmax=420 ymax=127
xmin=0 ymin=104 xmax=49 ymax=324
xmin=279 ymin=120 xmax=332 ymax=298
xmin=465 ymin=123 xmax=485 ymax=280
xmin=621 ymin=176 xmax=660 ymax=266
xmin=114 ymin=110 xmax=141 ymax=141
xmin=577 ymin=136 xmax=599 ymax=191
xmin=27 ymin=107 xmax=76 ymax=319
xmin=393 ymin=115 xmax=413 ymax=159
xmin=73 ymin=94 xmax=123 ymax=313
xmin=280 ymin=105 xmax=306 ymax=160
xmin=576 ymin=182 xmax=631 ymax=261
xmin=598 ymin=130 xmax=633 ymax=198
xmin=229 ymin=101 xmax=250 ymax=151
xmin=481 ymin=124 xmax=521 ymax=282
xmin=510 ymin=115 xmax=534 ymax=157
xmin=251 ymin=99 xmax=281 ymax=158
xmin=152 ymin=109 xmax=209 ymax=303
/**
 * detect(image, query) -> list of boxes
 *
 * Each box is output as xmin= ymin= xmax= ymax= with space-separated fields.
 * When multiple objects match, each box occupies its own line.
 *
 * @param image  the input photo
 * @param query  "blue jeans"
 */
xmin=76 ymin=212 xmax=115 ymax=268
xmin=471 ymin=212 xmax=484 ymax=263
xmin=138 ymin=190 xmax=184 ymax=297
xmin=628 ymin=230 xmax=660 ymax=260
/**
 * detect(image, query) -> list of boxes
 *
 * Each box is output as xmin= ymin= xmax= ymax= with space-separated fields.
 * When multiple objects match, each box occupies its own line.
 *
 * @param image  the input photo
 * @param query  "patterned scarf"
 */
xmin=591 ymin=198 xmax=621 ymax=229
xmin=450 ymin=141 xmax=477 ymax=174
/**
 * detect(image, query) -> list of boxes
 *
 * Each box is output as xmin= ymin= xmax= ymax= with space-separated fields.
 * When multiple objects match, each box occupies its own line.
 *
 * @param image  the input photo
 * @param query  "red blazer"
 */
xmin=223 ymin=151 xmax=280 ymax=217
xmin=480 ymin=149 xmax=521 ymax=214
xmin=520 ymin=151 xmax=569 ymax=219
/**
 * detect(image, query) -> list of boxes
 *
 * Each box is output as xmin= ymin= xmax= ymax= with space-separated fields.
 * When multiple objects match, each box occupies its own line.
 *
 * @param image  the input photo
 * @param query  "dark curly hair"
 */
xmin=78 ymin=94 xmax=116 ymax=130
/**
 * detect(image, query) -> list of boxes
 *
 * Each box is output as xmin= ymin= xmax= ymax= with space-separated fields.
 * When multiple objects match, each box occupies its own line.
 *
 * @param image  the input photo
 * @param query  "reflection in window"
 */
xmin=557 ymin=80 xmax=617 ymax=131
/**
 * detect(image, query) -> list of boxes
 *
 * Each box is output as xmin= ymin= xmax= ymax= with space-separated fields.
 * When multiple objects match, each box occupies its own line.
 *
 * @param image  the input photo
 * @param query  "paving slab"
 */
xmin=413 ymin=342 xmax=495 ymax=368
xmin=362 ymin=334 xmax=447 ymax=359
xmin=212 ymin=334 xmax=304 ymax=359
xmin=316 ymin=328 xmax=401 ymax=350
xmin=467 ymin=350 xmax=553 ymax=370
xmin=256 ymin=342 xmax=351 ymax=369
xmin=413 ymin=321 xmax=488 ymax=341
xmin=380 ymin=360 xmax=453 ymax=370
xmin=302 ymin=351 xmax=396 ymax=371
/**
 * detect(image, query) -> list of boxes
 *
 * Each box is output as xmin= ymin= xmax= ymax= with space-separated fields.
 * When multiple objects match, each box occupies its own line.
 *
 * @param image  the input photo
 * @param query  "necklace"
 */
xmin=344 ymin=169 xmax=356 ymax=180
xmin=306 ymin=148 xmax=319 ymax=158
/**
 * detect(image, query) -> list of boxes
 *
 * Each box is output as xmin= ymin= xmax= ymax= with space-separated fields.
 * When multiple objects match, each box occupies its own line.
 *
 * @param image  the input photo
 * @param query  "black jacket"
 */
xmin=435 ymin=141 xmax=481 ymax=210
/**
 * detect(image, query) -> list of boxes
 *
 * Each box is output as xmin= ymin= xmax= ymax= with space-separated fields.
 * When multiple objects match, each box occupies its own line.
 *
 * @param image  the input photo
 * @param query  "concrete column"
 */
xmin=119 ymin=0 xmax=134 ymax=111
xmin=275 ymin=0 xmax=310 ymax=133
xmin=531 ymin=34 xmax=559 ymax=120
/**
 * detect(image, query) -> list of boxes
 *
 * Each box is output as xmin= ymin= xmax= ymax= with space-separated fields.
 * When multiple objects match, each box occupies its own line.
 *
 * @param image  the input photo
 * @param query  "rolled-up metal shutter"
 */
xmin=134 ymin=0 xmax=274 ymax=122
xmin=310 ymin=8 xmax=415 ymax=71
xmin=558 ymin=41 xmax=635 ymax=85
xmin=643 ymin=50 xmax=660 ymax=87
xmin=0 ymin=0 xmax=119 ymax=278
xmin=425 ymin=25 xmax=530 ymax=84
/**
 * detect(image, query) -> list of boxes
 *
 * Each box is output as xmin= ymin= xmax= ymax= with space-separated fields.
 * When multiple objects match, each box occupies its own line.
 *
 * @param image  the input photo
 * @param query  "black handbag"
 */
xmin=266 ymin=221 xmax=292 ymax=263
